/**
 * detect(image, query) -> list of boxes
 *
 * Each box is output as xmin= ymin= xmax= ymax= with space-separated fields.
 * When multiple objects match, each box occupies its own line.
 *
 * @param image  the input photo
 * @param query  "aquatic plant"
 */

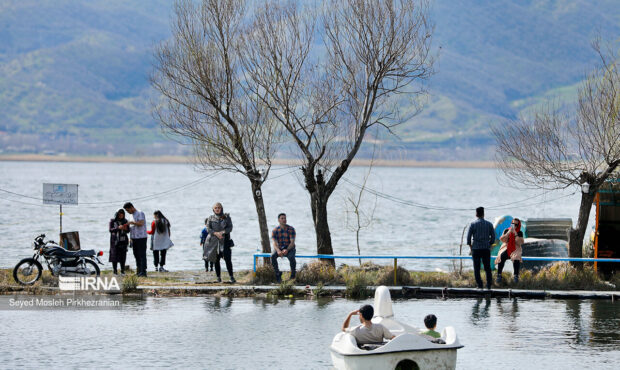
xmin=345 ymin=272 xmax=370 ymax=299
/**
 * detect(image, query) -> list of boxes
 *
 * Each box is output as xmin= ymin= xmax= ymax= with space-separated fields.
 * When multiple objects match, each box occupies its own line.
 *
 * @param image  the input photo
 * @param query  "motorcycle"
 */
xmin=13 ymin=234 xmax=104 ymax=285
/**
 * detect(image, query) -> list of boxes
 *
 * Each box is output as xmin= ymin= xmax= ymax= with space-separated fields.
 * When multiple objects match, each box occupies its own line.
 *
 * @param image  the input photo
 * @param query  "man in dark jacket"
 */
xmin=467 ymin=207 xmax=495 ymax=289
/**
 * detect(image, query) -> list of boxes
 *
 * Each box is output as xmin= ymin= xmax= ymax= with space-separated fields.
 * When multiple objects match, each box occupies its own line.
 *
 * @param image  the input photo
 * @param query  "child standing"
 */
xmin=201 ymin=218 xmax=214 ymax=272
xmin=421 ymin=314 xmax=441 ymax=339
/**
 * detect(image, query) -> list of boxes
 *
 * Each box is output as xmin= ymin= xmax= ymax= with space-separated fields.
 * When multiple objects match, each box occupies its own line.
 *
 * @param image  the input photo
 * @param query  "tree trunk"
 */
xmin=311 ymin=191 xmax=335 ymax=266
xmin=250 ymin=180 xmax=271 ymax=265
xmin=568 ymin=190 xmax=595 ymax=267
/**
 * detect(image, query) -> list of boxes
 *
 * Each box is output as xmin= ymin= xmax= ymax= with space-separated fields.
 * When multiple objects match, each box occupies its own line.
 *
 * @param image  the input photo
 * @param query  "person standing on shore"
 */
xmin=108 ymin=209 xmax=129 ymax=275
xmin=200 ymin=218 xmax=214 ymax=272
xmin=124 ymin=202 xmax=148 ymax=277
xmin=148 ymin=210 xmax=173 ymax=272
xmin=271 ymin=213 xmax=296 ymax=283
xmin=204 ymin=202 xmax=235 ymax=283
xmin=495 ymin=218 xmax=524 ymax=283
xmin=466 ymin=206 xmax=495 ymax=290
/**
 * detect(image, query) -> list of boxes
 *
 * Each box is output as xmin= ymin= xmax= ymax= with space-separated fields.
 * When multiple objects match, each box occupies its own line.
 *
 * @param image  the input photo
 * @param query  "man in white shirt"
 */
xmin=342 ymin=305 xmax=395 ymax=345
xmin=123 ymin=202 xmax=148 ymax=277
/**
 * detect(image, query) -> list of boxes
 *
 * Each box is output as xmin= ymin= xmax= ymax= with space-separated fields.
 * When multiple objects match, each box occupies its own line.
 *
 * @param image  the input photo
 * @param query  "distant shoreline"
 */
xmin=0 ymin=154 xmax=496 ymax=168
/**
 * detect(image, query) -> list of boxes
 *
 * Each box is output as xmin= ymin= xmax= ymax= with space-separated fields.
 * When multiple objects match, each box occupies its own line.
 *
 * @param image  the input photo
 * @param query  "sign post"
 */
xmin=43 ymin=183 xmax=79 ymax=233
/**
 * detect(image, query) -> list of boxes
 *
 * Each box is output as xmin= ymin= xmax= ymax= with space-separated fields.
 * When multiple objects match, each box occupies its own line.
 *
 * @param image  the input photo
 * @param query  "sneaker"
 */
xmin=216 ymin=277 xmax=222 ymax=283
xmin=290 ymin=272 xmax=296 ymax=280
xmin=159 ymin=267 xmax=168 ymax=272
xmin=496 ymin=275 xmax=502 ymax=284
xmin=276 ymin=272 xmax=282 ymax=283
xmin=514 ymin=275 xmax=519 ymax=283
xmin=230 ymin=277 xmax=236 ymax=283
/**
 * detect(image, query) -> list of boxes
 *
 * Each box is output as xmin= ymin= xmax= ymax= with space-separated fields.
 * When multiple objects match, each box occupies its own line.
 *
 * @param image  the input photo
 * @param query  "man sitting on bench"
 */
xmin=342 ymin=304 xmax=395 ymax=345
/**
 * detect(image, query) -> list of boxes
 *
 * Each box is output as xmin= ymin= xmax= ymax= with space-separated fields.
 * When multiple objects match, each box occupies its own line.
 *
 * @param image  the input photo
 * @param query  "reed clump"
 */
xmin=122 ymin=274 xmax=140 ymax=293
xmin=345 ymin=272 xmax=370 ymax=299
xmin=312 ymin=282 xmax=330 ymax=298
xmin=268 ymin=280 xmax=299 ymax=297
xmin=296 ymin=261 xmax=343 ymax=285
xmin=519 ymin=263 xmax=612 ymax=290
xmin=377 ymin=266 xmax=412 ymax=286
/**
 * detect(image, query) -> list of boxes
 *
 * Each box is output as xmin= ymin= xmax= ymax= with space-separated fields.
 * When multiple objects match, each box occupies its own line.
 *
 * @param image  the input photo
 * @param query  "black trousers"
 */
xmin=204 ymin=260 xmax=215 ymax=271
xmin=271 ymin=248 xmax=296 ymax=276
xmin=472 ymin=248 xmax=492 ymax=289
xmin=153 ymin=249 xmax=167 ymax=267
xmin=497 ymin=250 xmax=520 ymax=277
xmin=215 ymin=247 xmax=233 ymax=278
xmin=132 ymin=238 xmax=148 ymax=276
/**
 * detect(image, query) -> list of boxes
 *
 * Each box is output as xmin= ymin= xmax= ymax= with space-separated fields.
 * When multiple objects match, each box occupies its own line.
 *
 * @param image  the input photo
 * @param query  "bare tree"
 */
xmin=151 ymin=0 xmax=280 ymax=259
xmin=343 ymin=152 xmax=378 ymax=266
xmin=494 ymin=41 xmax=620 ymax=260
xmin=242 ymin=0 xmax=434 ymax=262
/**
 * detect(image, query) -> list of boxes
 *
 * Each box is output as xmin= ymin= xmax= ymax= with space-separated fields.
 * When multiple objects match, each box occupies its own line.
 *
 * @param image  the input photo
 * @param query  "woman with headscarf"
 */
xmin=204 ymin=202 xmax=235 ymax=283
xmin=148 ymin=210 xmax=174 ymax=272
xmin=109 ymin=209 xmax=129 ymax=275
xmin=495 ymin=218 xmax=524 ymax=283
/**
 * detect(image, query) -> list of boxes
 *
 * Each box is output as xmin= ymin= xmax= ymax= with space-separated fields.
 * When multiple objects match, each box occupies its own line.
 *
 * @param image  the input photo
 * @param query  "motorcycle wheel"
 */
xmin=79 ymin=259 xmax=100 ymax=276
xmin=13 ymin=258 xmax=43 ymax=285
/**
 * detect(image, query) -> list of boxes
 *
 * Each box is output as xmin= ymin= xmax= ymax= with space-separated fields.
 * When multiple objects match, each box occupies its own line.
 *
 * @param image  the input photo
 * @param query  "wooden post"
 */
xmin=394 ymin=258 xmax=397 ymax=285
xmin=594 ymin=192 xmax=600 ymax=271
xmin=59 ymin=204 xmax=63 ymax=233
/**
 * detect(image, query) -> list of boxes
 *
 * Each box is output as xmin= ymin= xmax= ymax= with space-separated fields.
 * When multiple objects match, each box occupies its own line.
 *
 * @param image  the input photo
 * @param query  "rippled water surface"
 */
xmin=0 ymin=161 xmax=586 ymax=271
xmin=0 ymin=296 xmax=618 ymax=369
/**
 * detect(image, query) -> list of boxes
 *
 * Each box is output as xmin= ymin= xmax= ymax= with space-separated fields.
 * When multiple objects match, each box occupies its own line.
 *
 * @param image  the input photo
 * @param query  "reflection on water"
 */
xmin=0 ymin=296 xmax=618 ymax=369
xmin=470 ymin=297 xmax=491 ymax=325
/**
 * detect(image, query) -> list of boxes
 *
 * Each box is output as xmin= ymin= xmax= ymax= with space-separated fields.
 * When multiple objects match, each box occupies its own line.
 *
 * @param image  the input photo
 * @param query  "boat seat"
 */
xmin=358 ymin=342 xmax=387 ymax=351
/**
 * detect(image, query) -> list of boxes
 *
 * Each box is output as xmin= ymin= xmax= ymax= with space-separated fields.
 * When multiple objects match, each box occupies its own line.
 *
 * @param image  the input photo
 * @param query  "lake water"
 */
xmin=0 ymin=296 xmax=618 ymax=369
xmin=0 ymin=161 xmax=586 ymax=272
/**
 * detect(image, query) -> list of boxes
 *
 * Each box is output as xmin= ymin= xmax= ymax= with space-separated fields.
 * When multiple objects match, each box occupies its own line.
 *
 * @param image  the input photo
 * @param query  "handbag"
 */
xmin=225 ymin=238 xmax=235 ymax=248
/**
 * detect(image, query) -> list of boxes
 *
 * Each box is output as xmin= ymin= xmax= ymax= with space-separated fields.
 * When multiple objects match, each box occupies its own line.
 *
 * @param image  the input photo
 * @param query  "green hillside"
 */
xmin=0 ymin=0 xmax=618 ymax=159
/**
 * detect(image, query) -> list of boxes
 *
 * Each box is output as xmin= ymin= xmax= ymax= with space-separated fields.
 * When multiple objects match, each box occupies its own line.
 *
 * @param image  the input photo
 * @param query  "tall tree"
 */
xmin=494 ymin=41 xmax=620 ymax=261
xmin=151 ymin=0 xmax=279 ymax=259
xmin=243 ymin=0 xmax=435 ymax=262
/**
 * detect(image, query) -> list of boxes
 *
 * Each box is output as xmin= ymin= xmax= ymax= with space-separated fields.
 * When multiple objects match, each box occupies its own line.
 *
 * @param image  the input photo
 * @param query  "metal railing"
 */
xmin=253 ymin=253 xmax=620 ymax=285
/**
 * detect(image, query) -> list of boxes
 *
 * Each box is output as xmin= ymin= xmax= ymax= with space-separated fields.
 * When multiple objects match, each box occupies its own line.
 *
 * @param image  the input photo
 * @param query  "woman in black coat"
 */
xmin=109 ymin=209 xmax=129 ymax=274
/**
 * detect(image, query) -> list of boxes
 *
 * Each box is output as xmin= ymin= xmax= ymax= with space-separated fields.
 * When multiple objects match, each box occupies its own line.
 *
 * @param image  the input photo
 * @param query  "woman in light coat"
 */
xmin=149 ymin=210 xmax=173 ymax=272
xmin=203 ymin=202 xmax=235 ymax=283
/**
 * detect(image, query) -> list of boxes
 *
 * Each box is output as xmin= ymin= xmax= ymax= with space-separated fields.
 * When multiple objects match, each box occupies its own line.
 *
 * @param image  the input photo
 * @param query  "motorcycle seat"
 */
xmin=54 ymin=249 xmax=96 ymax=258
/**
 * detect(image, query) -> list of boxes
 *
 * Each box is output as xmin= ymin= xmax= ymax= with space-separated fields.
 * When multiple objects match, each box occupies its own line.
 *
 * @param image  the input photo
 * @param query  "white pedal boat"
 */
xmin=330 ymin=286 xmax=463 ymax=370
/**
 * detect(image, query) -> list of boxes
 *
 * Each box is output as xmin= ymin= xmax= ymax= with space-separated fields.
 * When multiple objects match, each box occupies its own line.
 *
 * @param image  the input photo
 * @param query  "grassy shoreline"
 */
xmin=0 ymin=154 xmax=495 ymax=168
xmin=2 ymin=262 xmax=617 ymax=298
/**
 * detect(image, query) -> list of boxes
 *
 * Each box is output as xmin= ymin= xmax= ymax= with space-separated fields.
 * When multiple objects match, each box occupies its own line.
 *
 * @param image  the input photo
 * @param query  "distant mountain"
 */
xmin=0 ymin=0 xmax=618 ymax=159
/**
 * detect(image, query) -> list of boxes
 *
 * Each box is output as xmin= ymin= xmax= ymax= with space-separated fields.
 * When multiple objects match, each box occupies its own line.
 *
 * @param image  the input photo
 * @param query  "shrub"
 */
xmin=252 ymin=265 xmax=276 ymax=285
xmin=377 ymin=266 xmax=412 ymax=286
xmin=296 ymin=261 xmax=343 ymax=285
xmin=345 ymin=272 xmax=370 ymax=299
